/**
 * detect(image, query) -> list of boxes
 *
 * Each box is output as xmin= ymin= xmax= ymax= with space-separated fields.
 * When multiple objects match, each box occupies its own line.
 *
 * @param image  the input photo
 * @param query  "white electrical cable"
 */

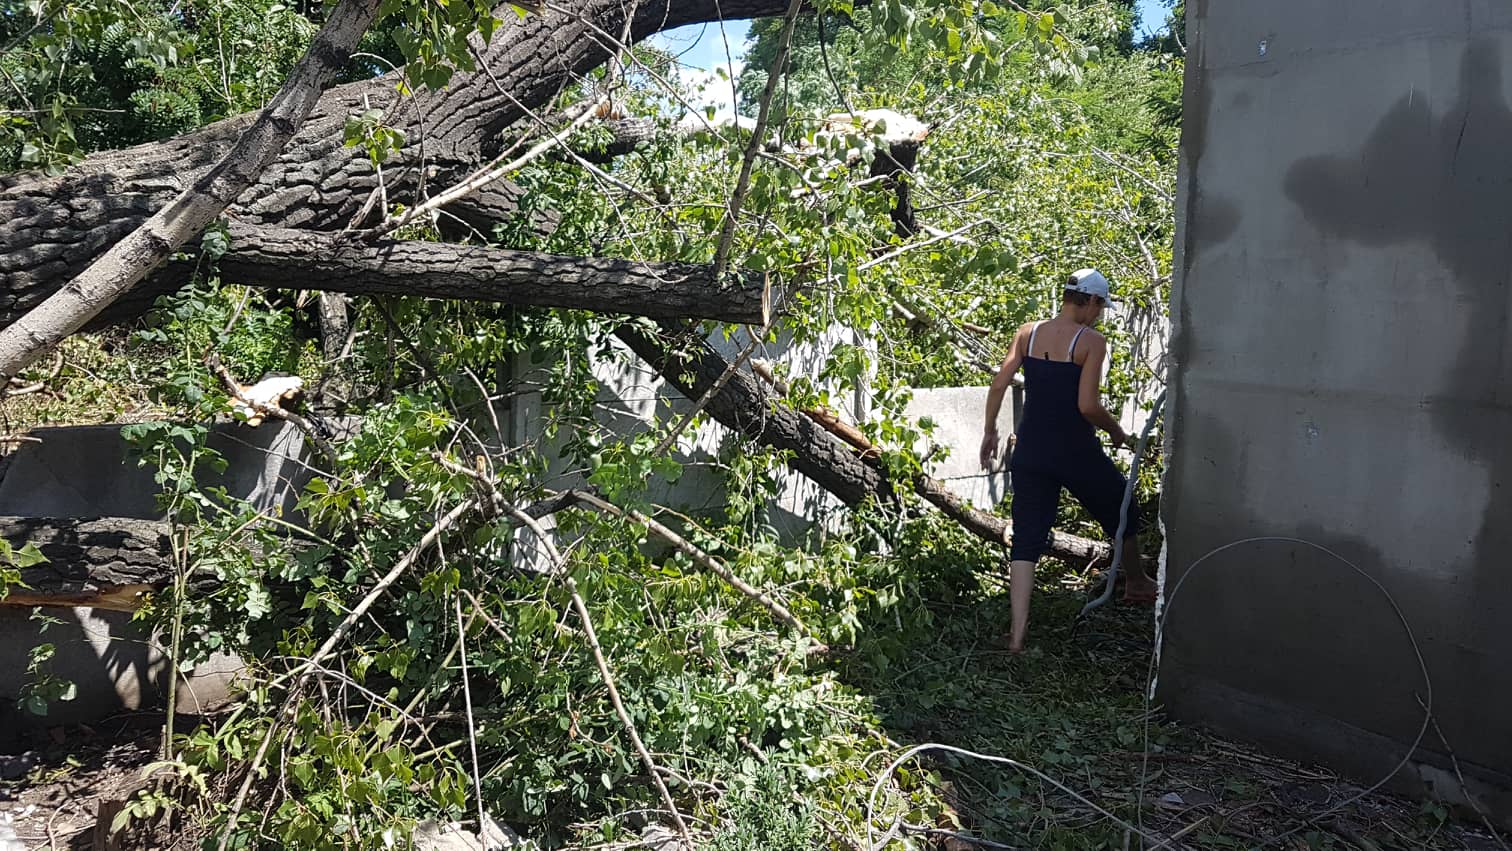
xmin=1143 ymin=536 xmax=1434 ymax=848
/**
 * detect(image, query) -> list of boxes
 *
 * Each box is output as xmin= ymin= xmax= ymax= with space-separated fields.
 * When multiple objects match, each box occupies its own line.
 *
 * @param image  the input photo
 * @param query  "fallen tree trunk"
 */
xmin=191 ymin=225 xmax=776 ymax=324
xmin=912 ymin=474 xmax=1109 ymax=563
xmin=615 ymin=322 xmax=889 ymax=506
xmin=0 ymin=0 xmax=795 ymax=331
xmin=623 ymin=323 xmax=1111 ymax=564
xmin=0 ymin=0 xmax=384 ymax=381
xmin=1 ymin=517 xmax=174 ymax=611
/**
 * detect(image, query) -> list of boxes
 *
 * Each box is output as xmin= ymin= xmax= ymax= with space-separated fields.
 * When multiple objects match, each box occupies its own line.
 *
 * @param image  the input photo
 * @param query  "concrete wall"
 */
xmin=904 ymin=385 xmax=1020 ymax=510
xmin=500 ymin=327 xmax=1029 ymax=572
xmin=0 ymin=422 xmax=318 ymax=519
xmin=502 ymin=325 xmax=878 ymax=569
xmin=0 ymin=607 xmax=239 ymax=734
xmin=1160 ymin=1 xmax=1512 ymax=825
xmin=0 ymin=421 xmax=322 ymax=726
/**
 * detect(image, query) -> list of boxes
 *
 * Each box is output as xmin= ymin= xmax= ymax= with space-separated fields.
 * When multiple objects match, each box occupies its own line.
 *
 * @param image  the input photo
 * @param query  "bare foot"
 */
xmin=1122 ymin=577 xmax=1158 ymax=604
xmin=989 ymin=633 xmax=1028 ymax=655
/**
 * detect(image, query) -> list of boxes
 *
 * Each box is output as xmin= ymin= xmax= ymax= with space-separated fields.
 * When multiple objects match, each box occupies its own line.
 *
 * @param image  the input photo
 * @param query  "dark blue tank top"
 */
xmin=1012 ymin=323 xmax=1101 ymax=472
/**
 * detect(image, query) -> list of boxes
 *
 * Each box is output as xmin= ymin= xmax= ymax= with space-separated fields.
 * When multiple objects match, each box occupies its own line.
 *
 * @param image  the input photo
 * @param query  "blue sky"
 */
xmin=650 ymin=21 xmax=750 ymax=74
xmin=651 ymin=0 xmax=1172 ymax=73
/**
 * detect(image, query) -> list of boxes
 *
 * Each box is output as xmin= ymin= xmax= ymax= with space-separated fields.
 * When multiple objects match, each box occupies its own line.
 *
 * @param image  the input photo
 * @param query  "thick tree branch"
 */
xmin=192 ymin=224 xmax=775 ymax=324
xmin=0 ymin=0 xmax=800 ymax=331
xmin=0 ymin=0 xmax=383 ymax=381
xmin=615 ymin=321 xmax=889 ymax=506
xmin=1 ymin=517 xmax=175 ymax=611
xmin=628 ymin=324 xmax=1110 ymax=564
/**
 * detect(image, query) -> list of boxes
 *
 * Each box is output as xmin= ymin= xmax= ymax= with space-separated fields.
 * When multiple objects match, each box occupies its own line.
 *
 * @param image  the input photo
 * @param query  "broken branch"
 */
xmin=503 ymin=502 xmax=694 ymax=845
xmin=566 ymin=489 xmax=817 ymax=642
xmin=198 ymin=224 xmax=776 ymax=325
xmin=206 ymin=353 xmax=338 ymax=470
xmin=0 ymin=0 xmax=383 ymax=382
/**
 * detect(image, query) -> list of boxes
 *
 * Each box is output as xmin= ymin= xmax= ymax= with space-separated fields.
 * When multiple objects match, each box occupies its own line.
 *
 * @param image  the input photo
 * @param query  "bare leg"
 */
xmin=1121 ymin=535 xmax=1157 ymax=601
xmin=1009 ymin=558 xmax=1036 ymax=653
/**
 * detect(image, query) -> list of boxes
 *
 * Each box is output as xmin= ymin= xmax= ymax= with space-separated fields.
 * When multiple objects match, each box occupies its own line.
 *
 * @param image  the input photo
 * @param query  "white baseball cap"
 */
xmin=1065 ymin=268 xmax=1116 ymax=307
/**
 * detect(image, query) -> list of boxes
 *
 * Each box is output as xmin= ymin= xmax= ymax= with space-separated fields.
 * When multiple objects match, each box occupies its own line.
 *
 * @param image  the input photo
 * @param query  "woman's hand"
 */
xmin=1110 ymin=427 xmax=1132 ymax=451
xmin=980 ymin=427 xmax=1002 ymax=470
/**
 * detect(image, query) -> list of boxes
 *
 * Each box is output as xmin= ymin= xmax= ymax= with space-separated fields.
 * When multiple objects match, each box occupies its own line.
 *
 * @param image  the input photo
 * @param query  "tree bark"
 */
xmin=616 ymin=322 xmax=889 ymax=506
xmin=912 ymin=474 xmax=1109 ymax=563
xmin=0 ymin=0 xmax=384 ymax=381
xmin=165 ymin=225 xmax=776 ymax=323
xmin=572 ymin=117 xmax=659 ymax=163
xmin=1 ymin=517 xmax=174 ymax=611
xmin=0 ymin=0 xmax=795 ymax=332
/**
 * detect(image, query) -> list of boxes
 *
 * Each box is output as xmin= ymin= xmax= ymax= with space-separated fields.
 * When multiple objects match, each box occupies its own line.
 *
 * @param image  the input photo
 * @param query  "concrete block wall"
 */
xmin=0 ymin=422 xmax=317 ymax=519
xmin=0 ymin=421 xmax=321 ymax=727
xmin=502 ymin=324 xmax=877 ymax=567
xmin=0 ymin=607 xmax=239 ymax=733
xmin=1160 ymin=0 xmax=1512 ymax=825
xmin=904 ymin=385 xmax=1019 ymax=510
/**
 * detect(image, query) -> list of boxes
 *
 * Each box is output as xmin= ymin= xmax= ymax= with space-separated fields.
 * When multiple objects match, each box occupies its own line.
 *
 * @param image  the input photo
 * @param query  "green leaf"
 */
xmin=12 ymin=543 xmax=47 ymax=568
xmin=421 ymin=65 xmax=453 ymax=90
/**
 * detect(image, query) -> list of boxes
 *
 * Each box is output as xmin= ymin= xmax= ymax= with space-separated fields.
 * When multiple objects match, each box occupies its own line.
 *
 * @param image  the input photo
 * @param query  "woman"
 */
xmin=979 ymin=269 xmax=1157 ymax=654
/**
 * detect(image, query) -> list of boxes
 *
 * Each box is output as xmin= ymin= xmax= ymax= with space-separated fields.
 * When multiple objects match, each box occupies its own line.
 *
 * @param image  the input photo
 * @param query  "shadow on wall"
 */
xmin=0 ymin=422 xmax=317 ymax=730
xmin=0 ymin=607 xmax=160 ymax=741
xmin=0 ymin=606 xmax=241 ymax=741
xmin=1283 ymin=36 xmax=1512 ymax=744
xmin=1136 ymin=35 xmax=1512 ymax=819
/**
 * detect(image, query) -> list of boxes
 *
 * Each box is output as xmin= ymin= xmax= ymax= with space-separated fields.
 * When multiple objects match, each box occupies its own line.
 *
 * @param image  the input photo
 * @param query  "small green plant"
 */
xmin=0 ymin=538 xmax=45 ymax=601
xmin=19 ymin=610 xmax=77 ymax=716
xmin=710 ymin=765 xmax=817 ymax=851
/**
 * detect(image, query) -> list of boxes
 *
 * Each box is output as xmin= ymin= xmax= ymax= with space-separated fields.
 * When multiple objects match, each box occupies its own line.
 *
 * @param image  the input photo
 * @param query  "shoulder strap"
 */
xmin=1067 ymin=326 xmax=1088 ymax=360
xmin=1027 ymin=321 xmax=1044 ymax=358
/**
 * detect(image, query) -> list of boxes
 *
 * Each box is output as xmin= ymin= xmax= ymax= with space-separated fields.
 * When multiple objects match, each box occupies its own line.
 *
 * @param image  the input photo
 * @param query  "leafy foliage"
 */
xmin=0 ymin=0 xmax=1191 ymax=846
xmin=0 ymin=0 xmax=316 ymax=170
xmin=0 ymin=0 xmax=505 ymax=171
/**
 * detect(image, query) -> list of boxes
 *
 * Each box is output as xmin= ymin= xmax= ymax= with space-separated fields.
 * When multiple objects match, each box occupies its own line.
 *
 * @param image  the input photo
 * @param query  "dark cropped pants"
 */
xmin=1009 ymin=451 xmax=1140 ymax=563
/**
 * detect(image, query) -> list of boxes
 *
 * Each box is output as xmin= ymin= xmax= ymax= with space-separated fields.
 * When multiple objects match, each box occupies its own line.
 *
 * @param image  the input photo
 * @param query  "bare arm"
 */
xmin=1077 ymin=334 xmax=1129 ymax=448
xmin=980 ymin=324 xmax=1028 ymax=469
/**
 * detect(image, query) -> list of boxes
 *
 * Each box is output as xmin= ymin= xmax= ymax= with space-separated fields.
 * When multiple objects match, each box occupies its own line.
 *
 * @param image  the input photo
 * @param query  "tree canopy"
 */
xmin=0 ymin=0 xmax=1187 ymax=847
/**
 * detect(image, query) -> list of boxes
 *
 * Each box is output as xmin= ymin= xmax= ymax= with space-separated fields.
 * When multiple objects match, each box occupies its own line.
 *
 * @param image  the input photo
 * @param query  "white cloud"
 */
xmin=679 ymin=60 xmax=745 ymax=128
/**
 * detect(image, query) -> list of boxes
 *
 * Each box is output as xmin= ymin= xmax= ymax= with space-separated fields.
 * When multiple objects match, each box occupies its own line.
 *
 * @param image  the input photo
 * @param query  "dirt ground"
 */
xmin=0 ymin=714 xmax=163 ymax=851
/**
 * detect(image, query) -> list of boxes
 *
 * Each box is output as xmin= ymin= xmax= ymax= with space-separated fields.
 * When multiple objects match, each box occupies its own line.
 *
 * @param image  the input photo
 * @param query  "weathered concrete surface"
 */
xmin=904 ymin=386 xmax=1020 ymax=509
xmin=0 ymin=607 xmax=240 ymax=730
xmin=0 ymin=422 xmax=316 ymax=519
xmin=503 ymin=324 xmax=876 ymax=568
xmin=0 ymin=421 xmax=319 ymax=725
xmin=1160 ymin=0 xmax=1512 ymax=826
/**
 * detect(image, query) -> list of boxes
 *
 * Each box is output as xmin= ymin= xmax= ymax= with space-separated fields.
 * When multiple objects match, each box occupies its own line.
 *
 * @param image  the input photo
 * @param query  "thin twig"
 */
xmin=1416 ymin=694 xmax=1512 ymax=850
xmin=368 ymin=96 xmax=607 ymax=239
xmin=710 ymin=0 xmax=806 ymax=280
xmin=455 ymin=592 xmax=489 ymax=847
xmin=206 ymin=353 xmax=338 ymax=469
xmin=567 ymin=489 xmax=815 ymax=641
xmin=218 ymin=498 xmax=476 ymax=848
xmin=1 ymin=348 xmax=65 ymax=397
